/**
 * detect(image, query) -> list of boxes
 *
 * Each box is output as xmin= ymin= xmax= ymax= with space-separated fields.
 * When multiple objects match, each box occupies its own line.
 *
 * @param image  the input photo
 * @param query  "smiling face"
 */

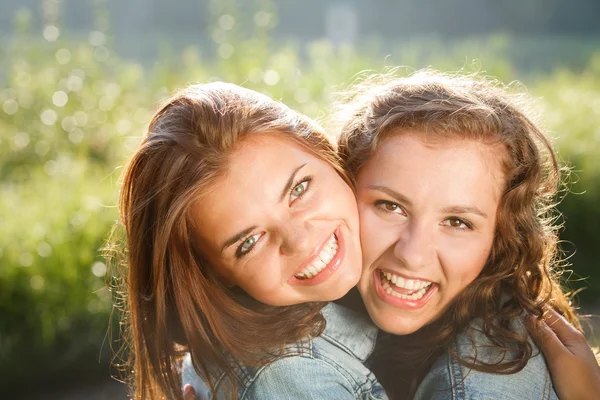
xmin=356 ymin=132 xmax=505 ymax=335
xmin=191 ymin=133 xmax=362 ymax=306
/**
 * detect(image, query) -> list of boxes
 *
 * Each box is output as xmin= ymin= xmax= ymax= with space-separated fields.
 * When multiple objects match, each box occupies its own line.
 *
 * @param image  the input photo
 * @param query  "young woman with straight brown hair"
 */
xmin=111 ymin=82 xmax=385 ymax=399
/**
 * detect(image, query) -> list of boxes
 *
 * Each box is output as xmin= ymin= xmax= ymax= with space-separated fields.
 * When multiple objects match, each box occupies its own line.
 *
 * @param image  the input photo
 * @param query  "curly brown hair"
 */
xmin=336 ymin=70 xmax=581 ymax=398
xmin=107 ymin=82 xmax=352 ymax=399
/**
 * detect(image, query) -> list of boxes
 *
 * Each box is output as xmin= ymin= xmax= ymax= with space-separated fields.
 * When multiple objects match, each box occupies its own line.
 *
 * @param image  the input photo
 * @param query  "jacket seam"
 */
xmin=448 ymin=346 xmax=465 ymax=400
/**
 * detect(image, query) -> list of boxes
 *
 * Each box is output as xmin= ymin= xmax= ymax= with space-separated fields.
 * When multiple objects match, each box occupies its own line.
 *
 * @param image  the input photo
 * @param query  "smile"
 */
xmin=295 ymin=233 xmax=338 ymax=279
xmin=379 ymin=270 xmax=434 ymax=301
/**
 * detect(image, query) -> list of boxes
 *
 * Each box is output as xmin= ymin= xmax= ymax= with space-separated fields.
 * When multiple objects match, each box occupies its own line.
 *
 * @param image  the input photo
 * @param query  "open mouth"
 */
xmin=294 ymin=233 xmax=339 ymax=280
xmin=379 ymin=270 xmax=433 ymax=301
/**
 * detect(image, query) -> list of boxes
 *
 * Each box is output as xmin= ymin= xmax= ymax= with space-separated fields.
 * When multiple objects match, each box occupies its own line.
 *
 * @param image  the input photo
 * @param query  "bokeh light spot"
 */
xmin=68 ymin=129 xmax=84 ymax=143
xmin=19 ymin=253 xmax=34 ymax=267
xmin=44 ymin=160 xmax=58 ymax=176
xmin=88 ymin=30 xmax=106 ymax=46
xmin=218 ymin=43 xmax=234 ymax=59
xmin=3 ymin=99 xmax=18 ymax=115
xmin=61 ymin=116 xmax=77 ymax=132
xmin=263 ymin=69 xmax=280 ymax=86
xmin=67 ymin=75 xmax=83 ymax=92
xmin=35 ymin=141 xmax=50 ymax=156
xmin=55 ymin=48 xmax=71 ymax=65
xmin=98 ymin=96 xmax=114 ymax=111
xmin=106 ymin=83 xmax=121 ymax=99
xmin=91 ymin=261 xmax=107 ymax=277
xmin=218 ymin=14 xmax=235 ymax=31
xmin=30 ymin=275 xmax=45 ymax=291
xmin=41 ymin=109 xmax=58 ymax=125
xmin=52 ymin=91 xmax=68 ymax=107
xmin=13 ymin=132 xmax=30 ymax=149
xmin=43 ymin=25 xmax=59 ymax=41
xmin=74 ymin=111 xmax=89 ymax=127
xmin=36 ymin=242 xmax=52 ymax=257
xmin=254 ymin=11 xmax=271 ymax=27
xmin=116 ymin=119 xmax=133 ymax=135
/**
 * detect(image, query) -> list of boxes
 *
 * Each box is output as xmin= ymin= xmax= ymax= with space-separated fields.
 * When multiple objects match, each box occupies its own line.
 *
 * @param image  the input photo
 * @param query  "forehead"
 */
xmin=361 ymin=132 xmax=506 ymax=202
xmin=224 ymin=134 xmax=315 ymax=177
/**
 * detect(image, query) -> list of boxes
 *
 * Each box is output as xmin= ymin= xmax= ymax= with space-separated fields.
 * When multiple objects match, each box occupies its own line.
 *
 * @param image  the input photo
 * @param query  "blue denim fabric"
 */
xmin=414 ymin=316 xmax=558 ymax=400
xmin=181 ymin=303 xmax=388 ymax=399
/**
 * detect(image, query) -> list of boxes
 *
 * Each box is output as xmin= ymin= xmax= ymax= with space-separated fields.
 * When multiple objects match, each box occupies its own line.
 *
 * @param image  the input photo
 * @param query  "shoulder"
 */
xmin=180 ymin=305 xmax=387 ymax=400
xmin=180 ymin=340 xmax=314 ymax=399
xmin=244 ymin=324 xmax=386 ymax=399
xmin=243 ymin=353 xmax=361 ymax=399
xmin=415 ymin=316 xmax=559 ymax=400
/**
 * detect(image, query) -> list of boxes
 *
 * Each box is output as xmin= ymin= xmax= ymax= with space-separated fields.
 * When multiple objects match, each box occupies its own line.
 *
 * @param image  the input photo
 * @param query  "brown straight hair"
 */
xmin=336 ymin=70 xmax=581 ymax=399
xmin=108 ymin=82 xmax=351 ymax=399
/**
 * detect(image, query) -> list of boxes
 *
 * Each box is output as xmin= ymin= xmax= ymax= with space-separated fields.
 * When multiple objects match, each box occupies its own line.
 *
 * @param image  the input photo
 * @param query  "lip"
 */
xmin=374 ymin=269 xmax=437 ymax=309
xmin=287 ymin=227 xmax=345 ymax=286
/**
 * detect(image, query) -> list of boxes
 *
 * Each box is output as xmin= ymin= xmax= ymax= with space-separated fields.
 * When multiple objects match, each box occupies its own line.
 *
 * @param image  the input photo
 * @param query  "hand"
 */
xmin=183 ymin=384 xmax=196 ymax=400
xmin=527 ymin=307 xmax=600 ymax=400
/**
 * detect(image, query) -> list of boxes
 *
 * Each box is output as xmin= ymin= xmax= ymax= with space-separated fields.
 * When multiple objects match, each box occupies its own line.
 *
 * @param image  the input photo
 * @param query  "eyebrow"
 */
xmin=367 ymin=185 xmax=414 ymax=207
xmin=220 ymin=163 xmax=308 ymax=254
xmin=441 ymin=205 xmax=488 ymax=218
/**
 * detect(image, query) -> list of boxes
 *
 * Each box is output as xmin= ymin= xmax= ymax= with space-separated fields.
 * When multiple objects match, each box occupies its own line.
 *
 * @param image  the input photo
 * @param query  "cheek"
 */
xmin=231 ymin=251 xmax=282 ymax=287
xmin=330 ymin=181 xmax=358 ymax=216
xmin=440 ymin=238 xmax=492 ymax=287
xmin=358 ymin=207 xmax=386 ymax=267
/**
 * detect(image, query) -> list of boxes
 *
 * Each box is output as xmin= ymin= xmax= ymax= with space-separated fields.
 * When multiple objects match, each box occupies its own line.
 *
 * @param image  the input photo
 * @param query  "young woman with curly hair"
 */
xmin=335 ymin=70 xmax=586 ymax=399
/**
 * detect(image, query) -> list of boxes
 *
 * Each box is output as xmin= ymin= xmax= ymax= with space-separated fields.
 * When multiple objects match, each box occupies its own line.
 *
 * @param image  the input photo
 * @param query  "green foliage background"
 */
xmin=1 ymin=1 xmax=599 ymax=390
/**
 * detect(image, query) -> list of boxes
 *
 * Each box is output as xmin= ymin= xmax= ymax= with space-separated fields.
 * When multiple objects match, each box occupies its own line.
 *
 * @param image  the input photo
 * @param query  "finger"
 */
xmin=542 ymin=307 xmax=585 ymax=345
xmin=183 ymin=384 xmax=196 ymax=400
xmin=526 ymin=314 xmax=568 ymax=365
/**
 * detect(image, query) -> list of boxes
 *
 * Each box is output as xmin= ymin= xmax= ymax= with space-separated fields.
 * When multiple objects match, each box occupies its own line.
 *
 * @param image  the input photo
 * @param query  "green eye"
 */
xmin=238 ymin=233 xmax=261 ymax=256
xmin=290 ymin=180 xmax=309 ymax=202
xmin=242 ymin=235 xmax=257 ymax=250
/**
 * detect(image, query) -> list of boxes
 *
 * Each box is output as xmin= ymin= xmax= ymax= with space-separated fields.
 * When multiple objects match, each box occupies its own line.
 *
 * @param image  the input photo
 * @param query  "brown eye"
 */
xmin=383 ymin=203 xmax=400 ymax=212
xmin=443 ymin=217 xmax=471 ymax=230
xmin=375 ymin=200 xmax=405 ymax=215
xmin=448 ymin=218 xmax=462 ymax=227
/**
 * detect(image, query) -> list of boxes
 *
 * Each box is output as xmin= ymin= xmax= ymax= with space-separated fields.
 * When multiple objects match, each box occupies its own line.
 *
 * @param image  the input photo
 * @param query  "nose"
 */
xmin=279 ymin=220 xmax=315 ymax=256
xmin=393 ymin=221 xmax=435 ymax=270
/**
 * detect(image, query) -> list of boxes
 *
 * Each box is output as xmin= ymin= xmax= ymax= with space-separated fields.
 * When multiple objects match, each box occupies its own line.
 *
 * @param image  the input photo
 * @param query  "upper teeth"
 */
xmin=382 ymin=271 xmax=431 ymax=291
xmin=295 ymin=234 xmax=338 ymax=279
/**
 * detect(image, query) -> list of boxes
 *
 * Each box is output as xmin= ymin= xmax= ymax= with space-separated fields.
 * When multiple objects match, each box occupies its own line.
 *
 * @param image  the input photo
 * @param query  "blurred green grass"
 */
xmin=1 ymin=3 xmax=600 ymax=391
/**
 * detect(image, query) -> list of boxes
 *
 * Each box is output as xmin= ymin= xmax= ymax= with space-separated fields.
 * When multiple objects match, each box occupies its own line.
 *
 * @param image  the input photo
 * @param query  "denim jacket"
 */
xmin=414 ymin=316 xmax=558 ymax=400
xmin=181 ymin=303 xmax=388 ymax=399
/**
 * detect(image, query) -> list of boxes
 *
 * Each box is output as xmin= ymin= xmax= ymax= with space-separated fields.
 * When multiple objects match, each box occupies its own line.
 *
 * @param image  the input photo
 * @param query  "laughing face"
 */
xmin=191 ymin=133 xmax=362 ymax=306
xmin=356 ymin=132 xmax=505 ymax=335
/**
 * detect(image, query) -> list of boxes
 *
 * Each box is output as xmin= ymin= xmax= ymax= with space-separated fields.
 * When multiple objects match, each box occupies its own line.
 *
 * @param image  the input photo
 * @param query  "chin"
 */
xmin=374 ymin=317 xmax=420 ymax=336
xmin=326 ymin=274 xmax=359 ymax=300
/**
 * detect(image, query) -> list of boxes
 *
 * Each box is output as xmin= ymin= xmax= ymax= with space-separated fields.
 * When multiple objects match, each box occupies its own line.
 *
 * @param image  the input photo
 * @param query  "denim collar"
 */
xmin=321 ymin=302 xmax=379 ymax=362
